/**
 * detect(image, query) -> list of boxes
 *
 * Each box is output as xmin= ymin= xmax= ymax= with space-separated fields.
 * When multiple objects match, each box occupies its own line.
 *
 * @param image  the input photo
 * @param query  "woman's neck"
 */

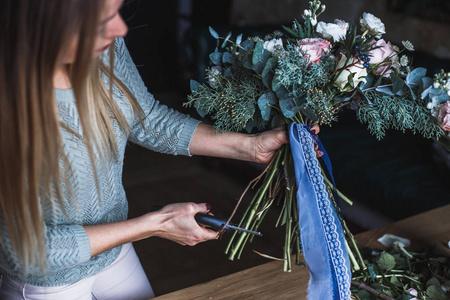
xmin=53 ymin=66 xmax=72 ymax=89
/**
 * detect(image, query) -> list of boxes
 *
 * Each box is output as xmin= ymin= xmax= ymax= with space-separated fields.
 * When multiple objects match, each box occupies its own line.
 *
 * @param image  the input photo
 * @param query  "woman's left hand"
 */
xmin=250 ymin=126 xmax=288 ymax=164
xmin=190 ymin=123 xmax=320 ymax=163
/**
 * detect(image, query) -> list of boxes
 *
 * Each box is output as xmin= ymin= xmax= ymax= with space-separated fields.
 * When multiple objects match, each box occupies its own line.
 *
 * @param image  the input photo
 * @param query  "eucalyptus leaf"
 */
xmin=392 ymin=254 xmax=407 ymax=269
xmin=390 ymin=275 xmax=403 ymax=287
xmin=376 ymin=86 xmax=395 ymax=96
xmin=426 ymin=285 xmax=447 ymax=300
xmin=271 ymin=113 xmax=285 ymax=128
xmin=222 ymin=52 xmax=235 ymax=64
xmin=376 ymin=252 xmax=396 ymax=272
xmin=280 ymin=98 xmax=301 ymax=118
xmin=300 ymin=107 xmax=318 ymax=121
xmin=360 ymin=73 xmax=375 ymax=91
xmin=257 ymin=92 xmax=277 ymax=121
xmin=252 ymin=40 xmax=272 ymax=74
xmin=262 ymin=57 xmax=278 ymax=89
xmin=426 ymin=277 xmax=441 ymax=288
xmin=209 ymin=52 xmax=223 ymax=66
xmin=391 ymin=73 xmax=405 ymax=94
xmin=272 ymin=74 xmax=282 ymax=91
xmin=406 ymin=67 xmax=427 ymax=88
xmin=209 ymin=26 xmax=219 ymax=40
xmin=240 ymin=39 xmax=254 ymax=53
xmin=190 ymin=79 xmax=202 ymax=93
xmin=196 ymin=107 xmax=206 ymax=118
xmin=274 ymin=85 xmax=291 ymax=100
xmin=421 ymin=77 xmax=433 ymax=91
xmin=222 ymin=31 xmax=232 ymax=48
xmin=236 ymin=33 xmax=243 ymax=45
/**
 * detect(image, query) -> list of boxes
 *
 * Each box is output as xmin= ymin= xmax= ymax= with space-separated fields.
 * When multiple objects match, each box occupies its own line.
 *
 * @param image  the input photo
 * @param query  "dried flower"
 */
xmin=402 ymin=40 xmax=415 ymax=51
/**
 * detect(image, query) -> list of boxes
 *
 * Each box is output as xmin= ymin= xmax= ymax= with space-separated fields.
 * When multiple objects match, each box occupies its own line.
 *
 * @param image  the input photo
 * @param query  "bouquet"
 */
xmin=184 ymin=1 xmax=450 ymax=298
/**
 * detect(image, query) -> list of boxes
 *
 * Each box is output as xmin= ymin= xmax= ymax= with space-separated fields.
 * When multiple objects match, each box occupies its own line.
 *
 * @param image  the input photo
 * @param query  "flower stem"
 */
xmin=227 ymin=148 xmax=284 ymax=261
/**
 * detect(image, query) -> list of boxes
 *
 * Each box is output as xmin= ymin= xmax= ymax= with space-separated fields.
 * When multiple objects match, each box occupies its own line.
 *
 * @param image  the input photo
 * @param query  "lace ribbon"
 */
xmin=289 ymin=122 xmax=351 ymax=299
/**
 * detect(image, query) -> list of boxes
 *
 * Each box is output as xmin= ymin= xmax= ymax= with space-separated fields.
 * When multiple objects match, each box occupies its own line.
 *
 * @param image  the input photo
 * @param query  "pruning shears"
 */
xmin=150 ymin=206 xmax=262 ymax=236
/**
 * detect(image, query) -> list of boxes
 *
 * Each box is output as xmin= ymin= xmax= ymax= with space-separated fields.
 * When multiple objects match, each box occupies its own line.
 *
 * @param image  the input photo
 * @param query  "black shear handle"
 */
xmin=149 ymin=206 xmax=228 ymax=231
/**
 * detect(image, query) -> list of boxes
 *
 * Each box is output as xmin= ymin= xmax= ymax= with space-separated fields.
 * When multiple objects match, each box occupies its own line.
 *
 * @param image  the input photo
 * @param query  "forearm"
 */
xmin=189 ymin=123 xmax=254 ymax=161
xmin=189 ymin=123 xmax=288 ymax=164
xmin=84 ymin=215 xmax=156 ymax=258
xmin=84 ymin=202 xmax=218 ymax=258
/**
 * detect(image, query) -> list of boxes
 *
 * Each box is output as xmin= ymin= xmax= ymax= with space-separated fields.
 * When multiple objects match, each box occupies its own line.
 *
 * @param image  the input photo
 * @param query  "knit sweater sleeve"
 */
xmin=112 ymin=37 xmax=200 ymax=156
xmin=44 ymin=224 xmax=92 ymax=269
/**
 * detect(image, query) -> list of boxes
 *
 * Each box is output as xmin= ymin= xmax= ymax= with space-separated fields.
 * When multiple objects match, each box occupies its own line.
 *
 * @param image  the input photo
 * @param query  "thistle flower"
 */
xmin=400 ymin=55 xmax=409 ymax=67
xmin=402 ymin=40 xmax=415 ymax=51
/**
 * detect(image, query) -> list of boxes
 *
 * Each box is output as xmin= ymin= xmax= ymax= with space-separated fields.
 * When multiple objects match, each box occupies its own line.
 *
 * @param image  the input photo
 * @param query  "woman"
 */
xmin=0 ymin=0 xmax=301 ymax=299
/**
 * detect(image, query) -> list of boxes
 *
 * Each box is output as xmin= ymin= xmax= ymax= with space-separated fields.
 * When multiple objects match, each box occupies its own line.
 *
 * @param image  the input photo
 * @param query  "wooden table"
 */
xmin=154 ymin=205 xmax=450 ymax=300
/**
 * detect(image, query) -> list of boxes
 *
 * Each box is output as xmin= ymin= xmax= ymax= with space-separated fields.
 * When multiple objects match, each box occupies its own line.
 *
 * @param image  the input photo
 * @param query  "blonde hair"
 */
xmin=0 ymin=0 xmax=142 ymax=273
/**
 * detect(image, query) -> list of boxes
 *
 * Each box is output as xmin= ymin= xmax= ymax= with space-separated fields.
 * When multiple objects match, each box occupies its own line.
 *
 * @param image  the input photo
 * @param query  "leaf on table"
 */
xmin=376 ymin=251 xmax=396 ymax=272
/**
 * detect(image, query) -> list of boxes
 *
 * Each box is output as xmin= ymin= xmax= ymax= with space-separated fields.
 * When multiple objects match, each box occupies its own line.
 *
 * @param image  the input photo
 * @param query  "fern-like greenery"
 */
xmin=185 ymin=67 xmax=265 ymax=133
xmin=358 ymin=90 xmax=444 ymax=140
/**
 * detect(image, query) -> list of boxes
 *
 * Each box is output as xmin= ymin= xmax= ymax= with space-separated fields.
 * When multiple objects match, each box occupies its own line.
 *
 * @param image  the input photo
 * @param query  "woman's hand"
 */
xmin=146 ymin=202 xmax=218 ymax=246
xmin=250 ymin=126 xmax=288 ymax=164
xmin=84 ymin=202 xmax=218 ymax=257
xmin=189 ymin=123 xmax=320 ymax=163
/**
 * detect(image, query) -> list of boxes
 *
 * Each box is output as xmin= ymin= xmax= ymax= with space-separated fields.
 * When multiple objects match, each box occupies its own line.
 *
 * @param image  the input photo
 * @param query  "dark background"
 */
xmin=118 ymin=0 xmax=450 ymax=296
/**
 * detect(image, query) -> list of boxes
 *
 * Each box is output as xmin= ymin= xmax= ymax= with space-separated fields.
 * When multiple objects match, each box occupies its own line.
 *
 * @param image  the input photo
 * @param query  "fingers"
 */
xmin=197 ymin=203 xmax=212 ymax=214
xmin=310 ymin=123 xmax=320 ymax=134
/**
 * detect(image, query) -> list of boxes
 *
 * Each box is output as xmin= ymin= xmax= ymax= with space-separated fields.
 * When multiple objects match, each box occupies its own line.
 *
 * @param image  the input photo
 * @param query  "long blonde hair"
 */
xmin=0 ymin=0 xmax=142 ymax=272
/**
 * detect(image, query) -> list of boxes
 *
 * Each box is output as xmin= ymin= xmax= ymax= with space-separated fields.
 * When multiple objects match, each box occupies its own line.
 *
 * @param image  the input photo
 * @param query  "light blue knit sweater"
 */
xmin=0 ymin=37 xmax=200 ymax=286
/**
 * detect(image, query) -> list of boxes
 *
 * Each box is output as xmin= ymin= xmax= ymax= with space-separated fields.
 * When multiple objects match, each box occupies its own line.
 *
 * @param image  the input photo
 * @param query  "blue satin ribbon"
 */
xmin=289 ymin=122 xmax=351 ymax=300
xmin=304 ymin=125 xmax=342 ymax=211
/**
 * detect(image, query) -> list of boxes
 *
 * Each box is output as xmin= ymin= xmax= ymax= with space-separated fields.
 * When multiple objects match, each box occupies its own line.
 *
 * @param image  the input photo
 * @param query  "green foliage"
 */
xmin=275 ymin=45 xmax=336 ymax=123
xmin=353 ymin=245 xmax=450 ymax=299
xmin=358 ymin=90 xmax=444 ymax=140
xmin=185 ymin=67 xmax=264 ymax=133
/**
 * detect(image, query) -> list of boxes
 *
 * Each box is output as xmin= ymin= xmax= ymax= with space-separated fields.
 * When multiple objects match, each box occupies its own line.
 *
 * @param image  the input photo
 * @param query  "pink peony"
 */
xmin=368 ymin=39 xmax=397 ymax=77
xmin=297 ymin=38 xmax=331 ymax=64
xmin=438 ymin=101 xmax=450 ymax=131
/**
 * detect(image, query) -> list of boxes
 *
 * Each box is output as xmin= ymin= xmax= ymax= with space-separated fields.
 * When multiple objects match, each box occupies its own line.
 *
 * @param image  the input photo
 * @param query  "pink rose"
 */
xmin=438 ymin=101 xmax=450 ymax=131
xmin=297 ymin=38 xmax=331 ymax=65
xmin=368 ymin=39 xmax=397 ymax=77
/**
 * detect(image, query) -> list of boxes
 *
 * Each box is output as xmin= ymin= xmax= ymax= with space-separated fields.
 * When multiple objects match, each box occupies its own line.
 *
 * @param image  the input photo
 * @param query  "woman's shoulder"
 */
xmin=101 ymin=37 xmax=131 ymax=72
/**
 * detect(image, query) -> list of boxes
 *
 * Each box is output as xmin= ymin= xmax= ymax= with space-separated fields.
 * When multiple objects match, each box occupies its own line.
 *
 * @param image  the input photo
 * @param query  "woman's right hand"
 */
xmin=85 ymin=202 xmax=219 ymax=258
xmin=145 ymin=202 xmax=219 ymax=246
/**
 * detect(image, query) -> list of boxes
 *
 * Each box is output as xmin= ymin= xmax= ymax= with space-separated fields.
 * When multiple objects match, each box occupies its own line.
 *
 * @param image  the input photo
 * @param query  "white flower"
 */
xmin=334 ymin=55 xmax=368 ymax=92
xmin=303 ymin=9 xmax=311 ymax=17
xmin=434 ymin=82 xmax=440 ymax=89
xmin=360 ymin=12 xmax=386 ymax=37
xmin=263 ymin=38 xmax=283 ymax=54
xmin=445 ymin=79 xmax=450 ymax=91
xmin=316 ymin=19 xmax=348 ymax=42
xmin=310 ymin=16 xmax=317 ymax=26
xmin=207 ymin=67 xmax=222 ymax=88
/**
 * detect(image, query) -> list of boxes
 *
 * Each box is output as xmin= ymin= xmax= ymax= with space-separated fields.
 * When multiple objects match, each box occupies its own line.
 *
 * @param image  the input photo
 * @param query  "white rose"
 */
xmin=316 ymin=19 xmax=348 ymax=42
xmin=334 ymin=55 xmax=368 ymax=92
xmin=263 ymin=38 xmax=283 ymax=53
xmin=360 ymin=12 xmax=385 ymax=38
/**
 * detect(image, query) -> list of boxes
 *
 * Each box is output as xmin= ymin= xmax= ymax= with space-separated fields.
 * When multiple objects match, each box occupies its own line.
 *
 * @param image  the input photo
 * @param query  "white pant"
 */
xmin=0 ymin=243 xmax=155 ymax=300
